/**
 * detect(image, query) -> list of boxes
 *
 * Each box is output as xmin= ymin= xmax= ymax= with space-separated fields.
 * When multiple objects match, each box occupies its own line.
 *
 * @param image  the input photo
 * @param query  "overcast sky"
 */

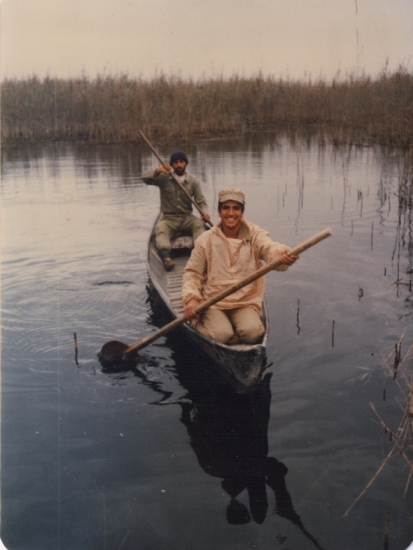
xmin=1 ymin=0 xmax=412 ymax=81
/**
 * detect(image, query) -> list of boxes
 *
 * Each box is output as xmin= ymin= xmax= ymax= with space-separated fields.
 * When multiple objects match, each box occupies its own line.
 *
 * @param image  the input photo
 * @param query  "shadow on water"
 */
xmin=175 ymin=342 xmax=325 ymax=548
xmin=98 ymin=283 xmax=326 ymax=549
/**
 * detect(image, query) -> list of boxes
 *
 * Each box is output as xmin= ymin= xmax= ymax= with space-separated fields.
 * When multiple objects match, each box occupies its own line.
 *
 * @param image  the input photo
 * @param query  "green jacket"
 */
xmin=142 ymin=170 xmax=208 ymax=216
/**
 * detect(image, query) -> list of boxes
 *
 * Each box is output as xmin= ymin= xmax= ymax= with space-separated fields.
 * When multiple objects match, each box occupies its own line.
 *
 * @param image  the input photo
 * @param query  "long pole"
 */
xmin=121 ymin=227 xmax=332 ymax=355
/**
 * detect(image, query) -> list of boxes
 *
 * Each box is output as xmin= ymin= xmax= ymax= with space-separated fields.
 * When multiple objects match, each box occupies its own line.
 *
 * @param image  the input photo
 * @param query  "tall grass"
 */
xmin=2 ymin=68 xmax=413 ymax=147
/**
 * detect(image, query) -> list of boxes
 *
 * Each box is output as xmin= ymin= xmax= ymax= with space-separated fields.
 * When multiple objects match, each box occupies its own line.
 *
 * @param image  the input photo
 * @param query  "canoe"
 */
xmin=146 ymin=214 xmax=269 ymax=393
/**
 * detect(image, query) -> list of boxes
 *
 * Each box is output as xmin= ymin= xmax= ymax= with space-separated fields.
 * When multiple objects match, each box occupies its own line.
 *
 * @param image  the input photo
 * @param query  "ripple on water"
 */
xmin=2 ymin=141 xmax=413 ymax=550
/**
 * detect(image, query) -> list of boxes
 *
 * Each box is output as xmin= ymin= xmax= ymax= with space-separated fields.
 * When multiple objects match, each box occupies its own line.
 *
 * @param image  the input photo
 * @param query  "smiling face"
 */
xmin=218 ymin=200 xmax=244 ymax=236
xmin=171 ymin=158 xmax=187 ymax=176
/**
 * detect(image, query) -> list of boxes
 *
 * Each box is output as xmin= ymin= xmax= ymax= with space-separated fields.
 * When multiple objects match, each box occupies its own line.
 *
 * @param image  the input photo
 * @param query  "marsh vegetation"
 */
xmin=2 ymin=68 xmax=413 ymax=148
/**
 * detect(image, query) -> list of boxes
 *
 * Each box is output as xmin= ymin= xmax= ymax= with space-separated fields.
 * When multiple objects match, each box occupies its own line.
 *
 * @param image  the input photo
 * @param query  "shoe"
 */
xmin=163 ymin=257 xmax=175 ymax=271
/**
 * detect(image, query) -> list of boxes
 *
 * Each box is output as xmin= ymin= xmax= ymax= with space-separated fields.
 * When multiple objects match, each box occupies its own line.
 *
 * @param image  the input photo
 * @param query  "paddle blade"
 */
xmin=98 ymin=340 xmax=139 ymax=370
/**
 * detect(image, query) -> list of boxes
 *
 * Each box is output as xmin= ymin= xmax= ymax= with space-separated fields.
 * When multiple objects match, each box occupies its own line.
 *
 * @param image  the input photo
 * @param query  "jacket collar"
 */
xmin=215 ymin=218 xmax=251 ymax=241
xmin=168 ymin=172 xmax=187 ymax=184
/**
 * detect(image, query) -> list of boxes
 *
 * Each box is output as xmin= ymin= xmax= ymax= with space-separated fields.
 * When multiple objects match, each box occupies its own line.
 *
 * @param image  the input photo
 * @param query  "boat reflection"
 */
xmin=99 ymin=283 xmax=325 ymax=548
xmin=174 ymin=354 xmax=325 ymax=548
xmin=181 ymin=371 xmax=291 ymax=526
xmin=146 ymin=285 xmax=325 ymax=546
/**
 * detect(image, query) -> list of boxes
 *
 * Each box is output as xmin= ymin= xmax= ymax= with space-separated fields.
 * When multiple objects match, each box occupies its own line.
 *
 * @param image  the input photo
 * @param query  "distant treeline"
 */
xmin=2 ymin=69 xmax=413 ymax=147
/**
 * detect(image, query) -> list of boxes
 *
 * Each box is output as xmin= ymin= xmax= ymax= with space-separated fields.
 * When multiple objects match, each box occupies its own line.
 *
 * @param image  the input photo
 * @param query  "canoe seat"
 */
xmin=171 ymin=234 xmax=194 ymax=250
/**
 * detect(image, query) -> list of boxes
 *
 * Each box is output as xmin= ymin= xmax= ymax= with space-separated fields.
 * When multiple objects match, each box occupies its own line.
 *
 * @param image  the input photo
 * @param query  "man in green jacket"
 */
xmin=142 ymin=150 xmax=211 ymax=271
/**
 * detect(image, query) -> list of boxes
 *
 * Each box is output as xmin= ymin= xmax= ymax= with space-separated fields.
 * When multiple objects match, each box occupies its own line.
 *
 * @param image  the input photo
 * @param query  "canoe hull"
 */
xmin=183 ymin=322 xmax=267 ymax=392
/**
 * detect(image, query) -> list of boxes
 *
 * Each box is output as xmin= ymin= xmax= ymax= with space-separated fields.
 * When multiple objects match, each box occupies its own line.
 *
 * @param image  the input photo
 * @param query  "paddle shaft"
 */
xmin=123 ymin=227 xmax=332 ymax=355
xmin=139 ymin=131 xmax=213 ymax=228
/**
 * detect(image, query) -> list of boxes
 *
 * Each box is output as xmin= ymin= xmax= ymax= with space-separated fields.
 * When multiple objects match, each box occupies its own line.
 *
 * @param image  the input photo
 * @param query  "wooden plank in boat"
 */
xmin=171 ymin=235 xmax=194 ymax=249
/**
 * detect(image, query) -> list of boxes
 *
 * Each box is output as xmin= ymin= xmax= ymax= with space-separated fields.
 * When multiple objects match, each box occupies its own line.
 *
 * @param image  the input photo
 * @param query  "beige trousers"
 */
xmin=191 ymin=306 xmax=265 ymax=345
xmin=156 ymin=214 xmax=206 ymax=251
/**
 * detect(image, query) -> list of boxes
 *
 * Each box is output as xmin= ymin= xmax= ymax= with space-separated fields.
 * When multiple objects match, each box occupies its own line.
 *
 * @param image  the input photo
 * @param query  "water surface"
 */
xmin=1 ymin=136 xmax=412 ymax=549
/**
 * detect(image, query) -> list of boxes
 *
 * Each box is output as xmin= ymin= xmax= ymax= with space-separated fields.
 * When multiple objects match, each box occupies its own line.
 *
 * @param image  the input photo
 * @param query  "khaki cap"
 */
xmin=218 ymin=188 xmax=245 ymax=205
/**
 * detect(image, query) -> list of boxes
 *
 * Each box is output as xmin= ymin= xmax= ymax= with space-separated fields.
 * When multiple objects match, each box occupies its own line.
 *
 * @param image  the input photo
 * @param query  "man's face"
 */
xmin=218 ymin=200 xmax=244 ymax=232
xmin=171 ymin=159 xmax=187 ymax=176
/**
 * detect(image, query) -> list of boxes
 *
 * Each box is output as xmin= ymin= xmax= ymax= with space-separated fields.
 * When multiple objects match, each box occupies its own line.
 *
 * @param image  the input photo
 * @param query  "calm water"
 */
xmin=1 ymin=136 xmax=412 ymax=550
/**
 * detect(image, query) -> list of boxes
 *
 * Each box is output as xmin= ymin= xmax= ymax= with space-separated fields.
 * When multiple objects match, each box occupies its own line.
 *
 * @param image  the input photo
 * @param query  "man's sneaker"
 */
xmin=163 ymin=257 xmax=175 ymax=271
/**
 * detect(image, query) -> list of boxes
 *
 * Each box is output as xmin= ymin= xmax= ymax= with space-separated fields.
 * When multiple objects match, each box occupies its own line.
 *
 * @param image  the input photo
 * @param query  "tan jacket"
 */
xmin=142 ymin=170 xmax=208 ymax=216
xmin=182 ymin=219 xmax=290 ymax=313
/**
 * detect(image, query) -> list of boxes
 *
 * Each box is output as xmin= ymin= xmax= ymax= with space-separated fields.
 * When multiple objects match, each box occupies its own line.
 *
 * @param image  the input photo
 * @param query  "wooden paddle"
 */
xmin=139 ymin=130 xmax=213 ymax=228
xmin=99 ymin=227 xmax=332 ymax=362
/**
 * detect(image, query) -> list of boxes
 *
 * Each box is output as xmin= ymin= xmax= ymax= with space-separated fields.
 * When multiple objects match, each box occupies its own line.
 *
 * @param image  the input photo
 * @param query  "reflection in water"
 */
xmin=176 ymin=366 xmax=325 ymax=549
xmin=296 ymin=298 xmax=301 ymax=334
xmin=100 ymin=283 xmax=325 ymax=549
xmin=387 ymin=151 xmax=413 ymax=301
xmin=180 ymin=371 xmax=279 ymax=526
xmin=100 ymin=355 xmax=175 ymax=403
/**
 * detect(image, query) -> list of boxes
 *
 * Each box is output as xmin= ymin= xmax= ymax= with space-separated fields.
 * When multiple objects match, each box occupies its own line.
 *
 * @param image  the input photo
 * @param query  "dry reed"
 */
xmin=1 ymin=68 xmax=413 ymax=147
xmin=343 ymin=333 xmax=413 ymax=518
xmin=344 ymin=158 xmax=413 ymax=517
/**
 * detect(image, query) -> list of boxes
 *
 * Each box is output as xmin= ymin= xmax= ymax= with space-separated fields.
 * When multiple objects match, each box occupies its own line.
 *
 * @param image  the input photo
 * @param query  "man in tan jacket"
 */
xmin=182 ymin=188 xmax=298 ymax=345
xmin=142 ymin=150 xmax=211 ymax=271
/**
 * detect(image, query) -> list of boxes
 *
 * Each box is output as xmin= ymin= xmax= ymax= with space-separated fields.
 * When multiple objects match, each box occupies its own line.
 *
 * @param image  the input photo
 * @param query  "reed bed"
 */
xmin=344 ymin=159 xmax=413 ymax=519
xmin=344 ymin=332 xmax=413 ymax=518
xmin=1 ymin=69 xmax=413 ymax=147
